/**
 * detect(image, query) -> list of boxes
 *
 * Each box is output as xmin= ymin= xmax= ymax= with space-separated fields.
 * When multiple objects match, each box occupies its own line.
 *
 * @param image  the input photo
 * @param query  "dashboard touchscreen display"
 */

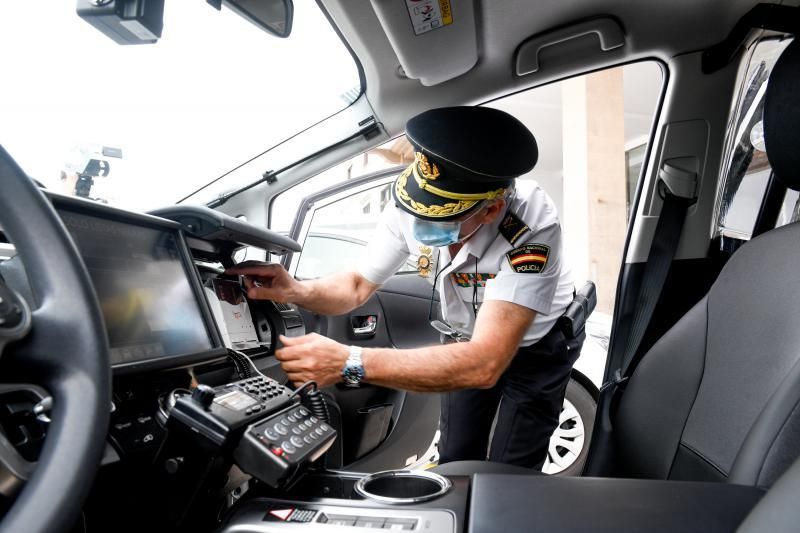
xmin=59 ymin=210 xmax=214 ymax=365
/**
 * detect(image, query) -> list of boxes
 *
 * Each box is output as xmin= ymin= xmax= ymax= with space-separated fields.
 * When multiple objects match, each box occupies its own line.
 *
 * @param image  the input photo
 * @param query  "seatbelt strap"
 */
xmin=579 ymin=164 xmax=696 ymax=478
xmin=619 ymin=164 xmax=697 ymax=382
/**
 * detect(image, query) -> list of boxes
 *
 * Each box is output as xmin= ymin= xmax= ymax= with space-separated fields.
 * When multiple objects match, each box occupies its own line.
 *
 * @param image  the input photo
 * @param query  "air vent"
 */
xmin=273 ymin=302 xmax=292 ymax=312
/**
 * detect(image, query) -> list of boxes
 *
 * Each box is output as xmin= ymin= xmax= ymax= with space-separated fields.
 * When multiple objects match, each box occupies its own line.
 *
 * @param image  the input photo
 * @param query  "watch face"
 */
xmin=343 ymin=363 xmax=365 ymax=385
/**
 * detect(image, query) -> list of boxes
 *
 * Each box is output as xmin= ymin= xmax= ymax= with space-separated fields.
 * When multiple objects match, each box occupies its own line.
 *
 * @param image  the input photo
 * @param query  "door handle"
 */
xmin=351 ymin=315 xmax=378 ymax=338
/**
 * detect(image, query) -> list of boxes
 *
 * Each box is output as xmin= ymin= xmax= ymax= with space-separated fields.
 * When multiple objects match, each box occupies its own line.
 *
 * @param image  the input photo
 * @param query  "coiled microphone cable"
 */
xmin=290 ymin=381 xmax=330 ymax=424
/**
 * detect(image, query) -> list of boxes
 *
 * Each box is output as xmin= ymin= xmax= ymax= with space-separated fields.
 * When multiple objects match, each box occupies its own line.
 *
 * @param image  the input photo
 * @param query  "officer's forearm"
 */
xmin=360 ymin=300 xmax=535 ymax=392
xmin=293 ymin=271 xmax=379 ymax=316
xmin=361 ymin=341 xmax=512 ymax=392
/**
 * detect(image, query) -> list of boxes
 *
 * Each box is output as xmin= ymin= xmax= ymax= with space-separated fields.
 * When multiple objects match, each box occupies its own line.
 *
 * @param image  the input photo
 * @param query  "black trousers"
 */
xmin=438 ymin=325 xmax=582 ymax=469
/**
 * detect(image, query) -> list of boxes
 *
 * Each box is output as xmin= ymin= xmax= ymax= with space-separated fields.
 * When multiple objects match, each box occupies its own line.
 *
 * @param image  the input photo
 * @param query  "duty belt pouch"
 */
xmin=558 ymin=281 xmax=597 ymax=339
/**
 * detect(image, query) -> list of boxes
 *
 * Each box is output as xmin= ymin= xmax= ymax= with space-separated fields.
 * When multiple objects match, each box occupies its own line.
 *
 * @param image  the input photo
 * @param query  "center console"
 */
xmin=214 ymin=468 xmax=767 ymax=533
xmin=218 ymin=470 xmax=470 ymax=532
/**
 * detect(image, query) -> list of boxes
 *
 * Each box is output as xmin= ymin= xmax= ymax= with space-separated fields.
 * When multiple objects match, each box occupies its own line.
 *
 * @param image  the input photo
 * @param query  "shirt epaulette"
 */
xmin=499 ymin=211 xmax=530 ymax=245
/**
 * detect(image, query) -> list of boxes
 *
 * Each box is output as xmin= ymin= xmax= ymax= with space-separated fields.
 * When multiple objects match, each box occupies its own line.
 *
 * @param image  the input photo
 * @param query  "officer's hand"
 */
xmin=275 ymin=333 xmax=348 ymax=388
xmin=225 ymin=261 xmax=301 ymax=303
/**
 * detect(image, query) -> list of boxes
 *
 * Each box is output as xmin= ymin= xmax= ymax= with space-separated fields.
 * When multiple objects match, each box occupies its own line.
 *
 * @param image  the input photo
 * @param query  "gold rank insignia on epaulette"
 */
xmin=499 ymin=211 xmax=530 ymax=245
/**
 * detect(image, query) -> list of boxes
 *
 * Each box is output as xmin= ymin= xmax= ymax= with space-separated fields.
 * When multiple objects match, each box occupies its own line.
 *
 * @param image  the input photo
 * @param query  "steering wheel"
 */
xmin=0 ymin=146 xmax=110 ymax=533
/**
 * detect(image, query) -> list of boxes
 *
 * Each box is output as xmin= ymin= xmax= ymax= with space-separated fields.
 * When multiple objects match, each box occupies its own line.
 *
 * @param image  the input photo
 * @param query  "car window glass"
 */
xmin=296 ymin=236 xmax=370 ymax=279
xmin=294 ymin=182 xmax=417 ymax=279
xmin=0 ymin=2 xmax=361 ymax=211
xmin=714 ymin=38 xmax=793 ymax=239
xmin=479 ymin=62 xmax=663 ymax=389
xmin=270 ymin=138 xmax=410 ymax=233
xmin=484 ymin=61 xmax=662 ymax=315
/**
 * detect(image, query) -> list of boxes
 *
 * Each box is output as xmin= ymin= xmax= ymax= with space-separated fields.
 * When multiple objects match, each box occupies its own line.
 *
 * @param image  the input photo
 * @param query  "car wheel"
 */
xmin=542 ymin=378 xmax=596 ymax=476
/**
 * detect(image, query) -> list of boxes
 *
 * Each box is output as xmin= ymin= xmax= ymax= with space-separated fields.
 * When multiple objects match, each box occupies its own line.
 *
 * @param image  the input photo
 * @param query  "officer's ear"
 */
xmin=479 ymin=198 xmax=506 ymax=224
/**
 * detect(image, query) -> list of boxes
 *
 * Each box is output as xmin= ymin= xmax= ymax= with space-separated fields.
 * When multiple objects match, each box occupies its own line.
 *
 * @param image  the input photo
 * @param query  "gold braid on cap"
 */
xmin=412 ymin=152 xmax=506 ymax=202
xmin=393 ymin=152 xmax=507 ymax=218
xmin=395 ymin=165 xmax=478 ymax=218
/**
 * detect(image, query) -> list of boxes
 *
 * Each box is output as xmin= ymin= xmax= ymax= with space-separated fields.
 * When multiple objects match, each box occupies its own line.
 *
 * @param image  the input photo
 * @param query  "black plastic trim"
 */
xmin=702 ymin=4 xmax=800 ymax=74
xmin=752 ymin=172 xmax=788 ymax=238
xmin=570 ymin=368 xmax=600 ymax=400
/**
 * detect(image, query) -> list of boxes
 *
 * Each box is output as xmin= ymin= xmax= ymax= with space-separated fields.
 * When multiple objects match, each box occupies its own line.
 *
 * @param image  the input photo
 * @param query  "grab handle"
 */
xmin=516 ymin=18 xmax=625 ymax=75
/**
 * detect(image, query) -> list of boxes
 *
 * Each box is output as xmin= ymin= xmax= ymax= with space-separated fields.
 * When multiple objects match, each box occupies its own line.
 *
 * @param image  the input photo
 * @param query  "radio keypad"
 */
xmin=250 ymin=404 xmax=332 ymax=461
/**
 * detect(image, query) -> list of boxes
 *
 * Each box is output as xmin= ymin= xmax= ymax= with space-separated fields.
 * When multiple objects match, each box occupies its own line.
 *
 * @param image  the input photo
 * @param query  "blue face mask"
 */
xmin=412 ymin=219 xmax=461 ymax=247
xmin=411 ymin=204 xmax=486 ymax=247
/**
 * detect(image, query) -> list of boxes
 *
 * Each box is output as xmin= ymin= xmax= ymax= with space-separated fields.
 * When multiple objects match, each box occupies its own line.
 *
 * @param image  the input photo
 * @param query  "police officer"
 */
xmin=228 ymin=106 xmax=578 ymax=469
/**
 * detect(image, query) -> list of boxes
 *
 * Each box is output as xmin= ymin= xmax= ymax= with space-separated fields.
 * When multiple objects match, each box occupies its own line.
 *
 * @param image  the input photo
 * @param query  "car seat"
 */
xmin=434 ymin=38 xmax=800 ymax=488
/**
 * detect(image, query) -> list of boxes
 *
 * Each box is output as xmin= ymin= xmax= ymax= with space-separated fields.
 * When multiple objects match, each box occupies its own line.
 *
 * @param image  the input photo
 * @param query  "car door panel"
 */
xmin=377 ymin=273 xmax=441 ymax=348
xmin=375 ymin=291 xmax=440 ymax=349
xmin=296 ymin=276 xmax=440 ymax=470
xmin=284 ymin=168 xmax=444 ymax=470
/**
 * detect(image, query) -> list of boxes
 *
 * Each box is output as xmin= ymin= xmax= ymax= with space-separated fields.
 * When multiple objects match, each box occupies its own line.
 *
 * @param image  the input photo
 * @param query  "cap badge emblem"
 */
xmin=415 ymin=152 xmax=440 ymax=181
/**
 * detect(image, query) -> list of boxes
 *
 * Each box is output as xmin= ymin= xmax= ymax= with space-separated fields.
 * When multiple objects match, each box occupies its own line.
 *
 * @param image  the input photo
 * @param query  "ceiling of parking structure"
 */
xmin=321 ymin=0 xmax=798 ymax=135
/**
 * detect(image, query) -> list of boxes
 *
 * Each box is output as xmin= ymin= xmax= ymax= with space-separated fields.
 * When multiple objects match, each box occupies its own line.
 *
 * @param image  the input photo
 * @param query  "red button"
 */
xmin=271 ymin=447 xmax=284 ymax=456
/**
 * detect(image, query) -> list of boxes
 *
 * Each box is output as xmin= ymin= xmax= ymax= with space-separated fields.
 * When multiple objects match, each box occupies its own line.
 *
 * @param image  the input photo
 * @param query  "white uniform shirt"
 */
xmin=358 ymin=181 xmax=574 ymax=347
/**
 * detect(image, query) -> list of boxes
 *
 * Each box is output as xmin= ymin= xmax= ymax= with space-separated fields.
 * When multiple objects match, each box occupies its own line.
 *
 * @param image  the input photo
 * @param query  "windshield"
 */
xmin=0 ymin=2 xmax=361 ymax=211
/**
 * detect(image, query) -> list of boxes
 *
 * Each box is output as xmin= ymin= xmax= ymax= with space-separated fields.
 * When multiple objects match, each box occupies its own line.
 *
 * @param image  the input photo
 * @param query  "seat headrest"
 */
xmin=764 ymin=39 xmax=800 ymax=191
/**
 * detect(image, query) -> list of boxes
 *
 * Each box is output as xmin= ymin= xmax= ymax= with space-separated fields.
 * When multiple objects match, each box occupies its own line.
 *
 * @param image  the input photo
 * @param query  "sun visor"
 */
xmin=370 ymin=0 xmax=477 ymax=86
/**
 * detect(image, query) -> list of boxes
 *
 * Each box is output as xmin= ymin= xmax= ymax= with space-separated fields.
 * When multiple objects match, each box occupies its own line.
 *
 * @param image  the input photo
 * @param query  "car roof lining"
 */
xmin=321 ymin=0 xmax=792 ymax=137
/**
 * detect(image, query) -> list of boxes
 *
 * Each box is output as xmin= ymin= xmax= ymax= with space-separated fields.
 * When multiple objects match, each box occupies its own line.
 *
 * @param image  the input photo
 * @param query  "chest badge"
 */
xmin=417 ymin=245 xmax=434 ymax=277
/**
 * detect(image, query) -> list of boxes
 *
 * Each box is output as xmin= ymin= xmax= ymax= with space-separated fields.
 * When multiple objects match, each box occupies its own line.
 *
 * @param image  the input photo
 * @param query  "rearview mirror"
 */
xmin=208 ymin=0 xmax=293 ymax=38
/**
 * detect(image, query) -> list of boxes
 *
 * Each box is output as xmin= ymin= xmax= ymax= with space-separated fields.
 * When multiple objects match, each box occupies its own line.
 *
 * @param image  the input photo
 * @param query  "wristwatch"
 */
xmin=342 ymin=345 xmax=365 ymax=387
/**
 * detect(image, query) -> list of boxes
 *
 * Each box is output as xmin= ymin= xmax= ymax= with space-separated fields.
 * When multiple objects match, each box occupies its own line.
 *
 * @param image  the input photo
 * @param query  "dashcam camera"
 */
xmin=76 ymin=0 xmax=165 ymax=45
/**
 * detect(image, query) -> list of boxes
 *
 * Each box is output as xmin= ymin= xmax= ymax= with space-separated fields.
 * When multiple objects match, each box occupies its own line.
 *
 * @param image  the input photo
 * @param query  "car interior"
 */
xmin=1 ymin=0 xmax=800 ymax=532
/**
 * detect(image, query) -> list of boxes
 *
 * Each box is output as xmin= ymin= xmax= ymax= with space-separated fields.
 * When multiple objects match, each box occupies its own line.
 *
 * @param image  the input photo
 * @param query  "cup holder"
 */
xmin=354 ymin=470 xmax=452 ymax=505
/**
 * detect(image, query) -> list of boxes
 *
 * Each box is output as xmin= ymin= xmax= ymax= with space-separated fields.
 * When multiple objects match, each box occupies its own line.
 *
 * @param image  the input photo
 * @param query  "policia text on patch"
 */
xmin=507 ymin=243 xmax=550 ymax=274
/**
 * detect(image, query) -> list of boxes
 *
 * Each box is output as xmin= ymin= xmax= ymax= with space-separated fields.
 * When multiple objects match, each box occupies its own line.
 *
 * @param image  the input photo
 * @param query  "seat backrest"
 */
xmin=614 ymin=39 xmax=800 ymax=488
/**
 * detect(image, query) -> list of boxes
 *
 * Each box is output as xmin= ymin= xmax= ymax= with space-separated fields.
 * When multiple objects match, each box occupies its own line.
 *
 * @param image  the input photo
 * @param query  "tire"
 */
xmin=541 ymin=378 xmax=597 ymax=476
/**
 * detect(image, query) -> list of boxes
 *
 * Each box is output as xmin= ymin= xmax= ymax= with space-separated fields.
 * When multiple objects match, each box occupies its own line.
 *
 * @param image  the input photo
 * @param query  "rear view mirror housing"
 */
xmin=207 ymin=0 xmax=293 ymax=38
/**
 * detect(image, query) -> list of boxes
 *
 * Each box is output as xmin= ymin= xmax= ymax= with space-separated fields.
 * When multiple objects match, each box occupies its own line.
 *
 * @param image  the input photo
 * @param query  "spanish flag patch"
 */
xmin=506 ymin=243 xmax=550 ymax=274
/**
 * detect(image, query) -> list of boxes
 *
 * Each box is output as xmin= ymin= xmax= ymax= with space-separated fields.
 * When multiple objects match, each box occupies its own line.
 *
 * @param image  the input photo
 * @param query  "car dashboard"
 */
xmin=0 ymin=193 xmax=342 ymax=529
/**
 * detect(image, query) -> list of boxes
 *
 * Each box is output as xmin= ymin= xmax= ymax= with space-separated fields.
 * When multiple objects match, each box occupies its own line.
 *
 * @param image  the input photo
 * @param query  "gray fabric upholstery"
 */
xmin=616 ymin=222 xmax=800 ymax=486
xmin=614 ymin=35 xmax=800 ymax=487
xmin=615 ymin=300 xmax=708 ymax=479
xmin=730 ymin=355 xmax=800 ymax=486
xmin=738 ymin=456 xmax=800 ymax=533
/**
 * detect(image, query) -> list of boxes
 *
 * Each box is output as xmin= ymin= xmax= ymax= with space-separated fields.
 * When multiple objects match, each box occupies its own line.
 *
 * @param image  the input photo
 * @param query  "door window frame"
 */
xmin=282 ymin=166 xmax=403 ymax=276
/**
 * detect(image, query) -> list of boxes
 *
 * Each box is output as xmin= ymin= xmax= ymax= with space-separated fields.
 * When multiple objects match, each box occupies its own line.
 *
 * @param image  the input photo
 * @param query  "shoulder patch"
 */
xmin=499 ymin=211 xmax=530 ymax=245
xmin=506 ymin=243 xmax=550 ymax=273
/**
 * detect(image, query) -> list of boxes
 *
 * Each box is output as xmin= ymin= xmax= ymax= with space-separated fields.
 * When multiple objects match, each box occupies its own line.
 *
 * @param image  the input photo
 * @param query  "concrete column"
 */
xmin=561 ymin=69 xmax=627 ymax=314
